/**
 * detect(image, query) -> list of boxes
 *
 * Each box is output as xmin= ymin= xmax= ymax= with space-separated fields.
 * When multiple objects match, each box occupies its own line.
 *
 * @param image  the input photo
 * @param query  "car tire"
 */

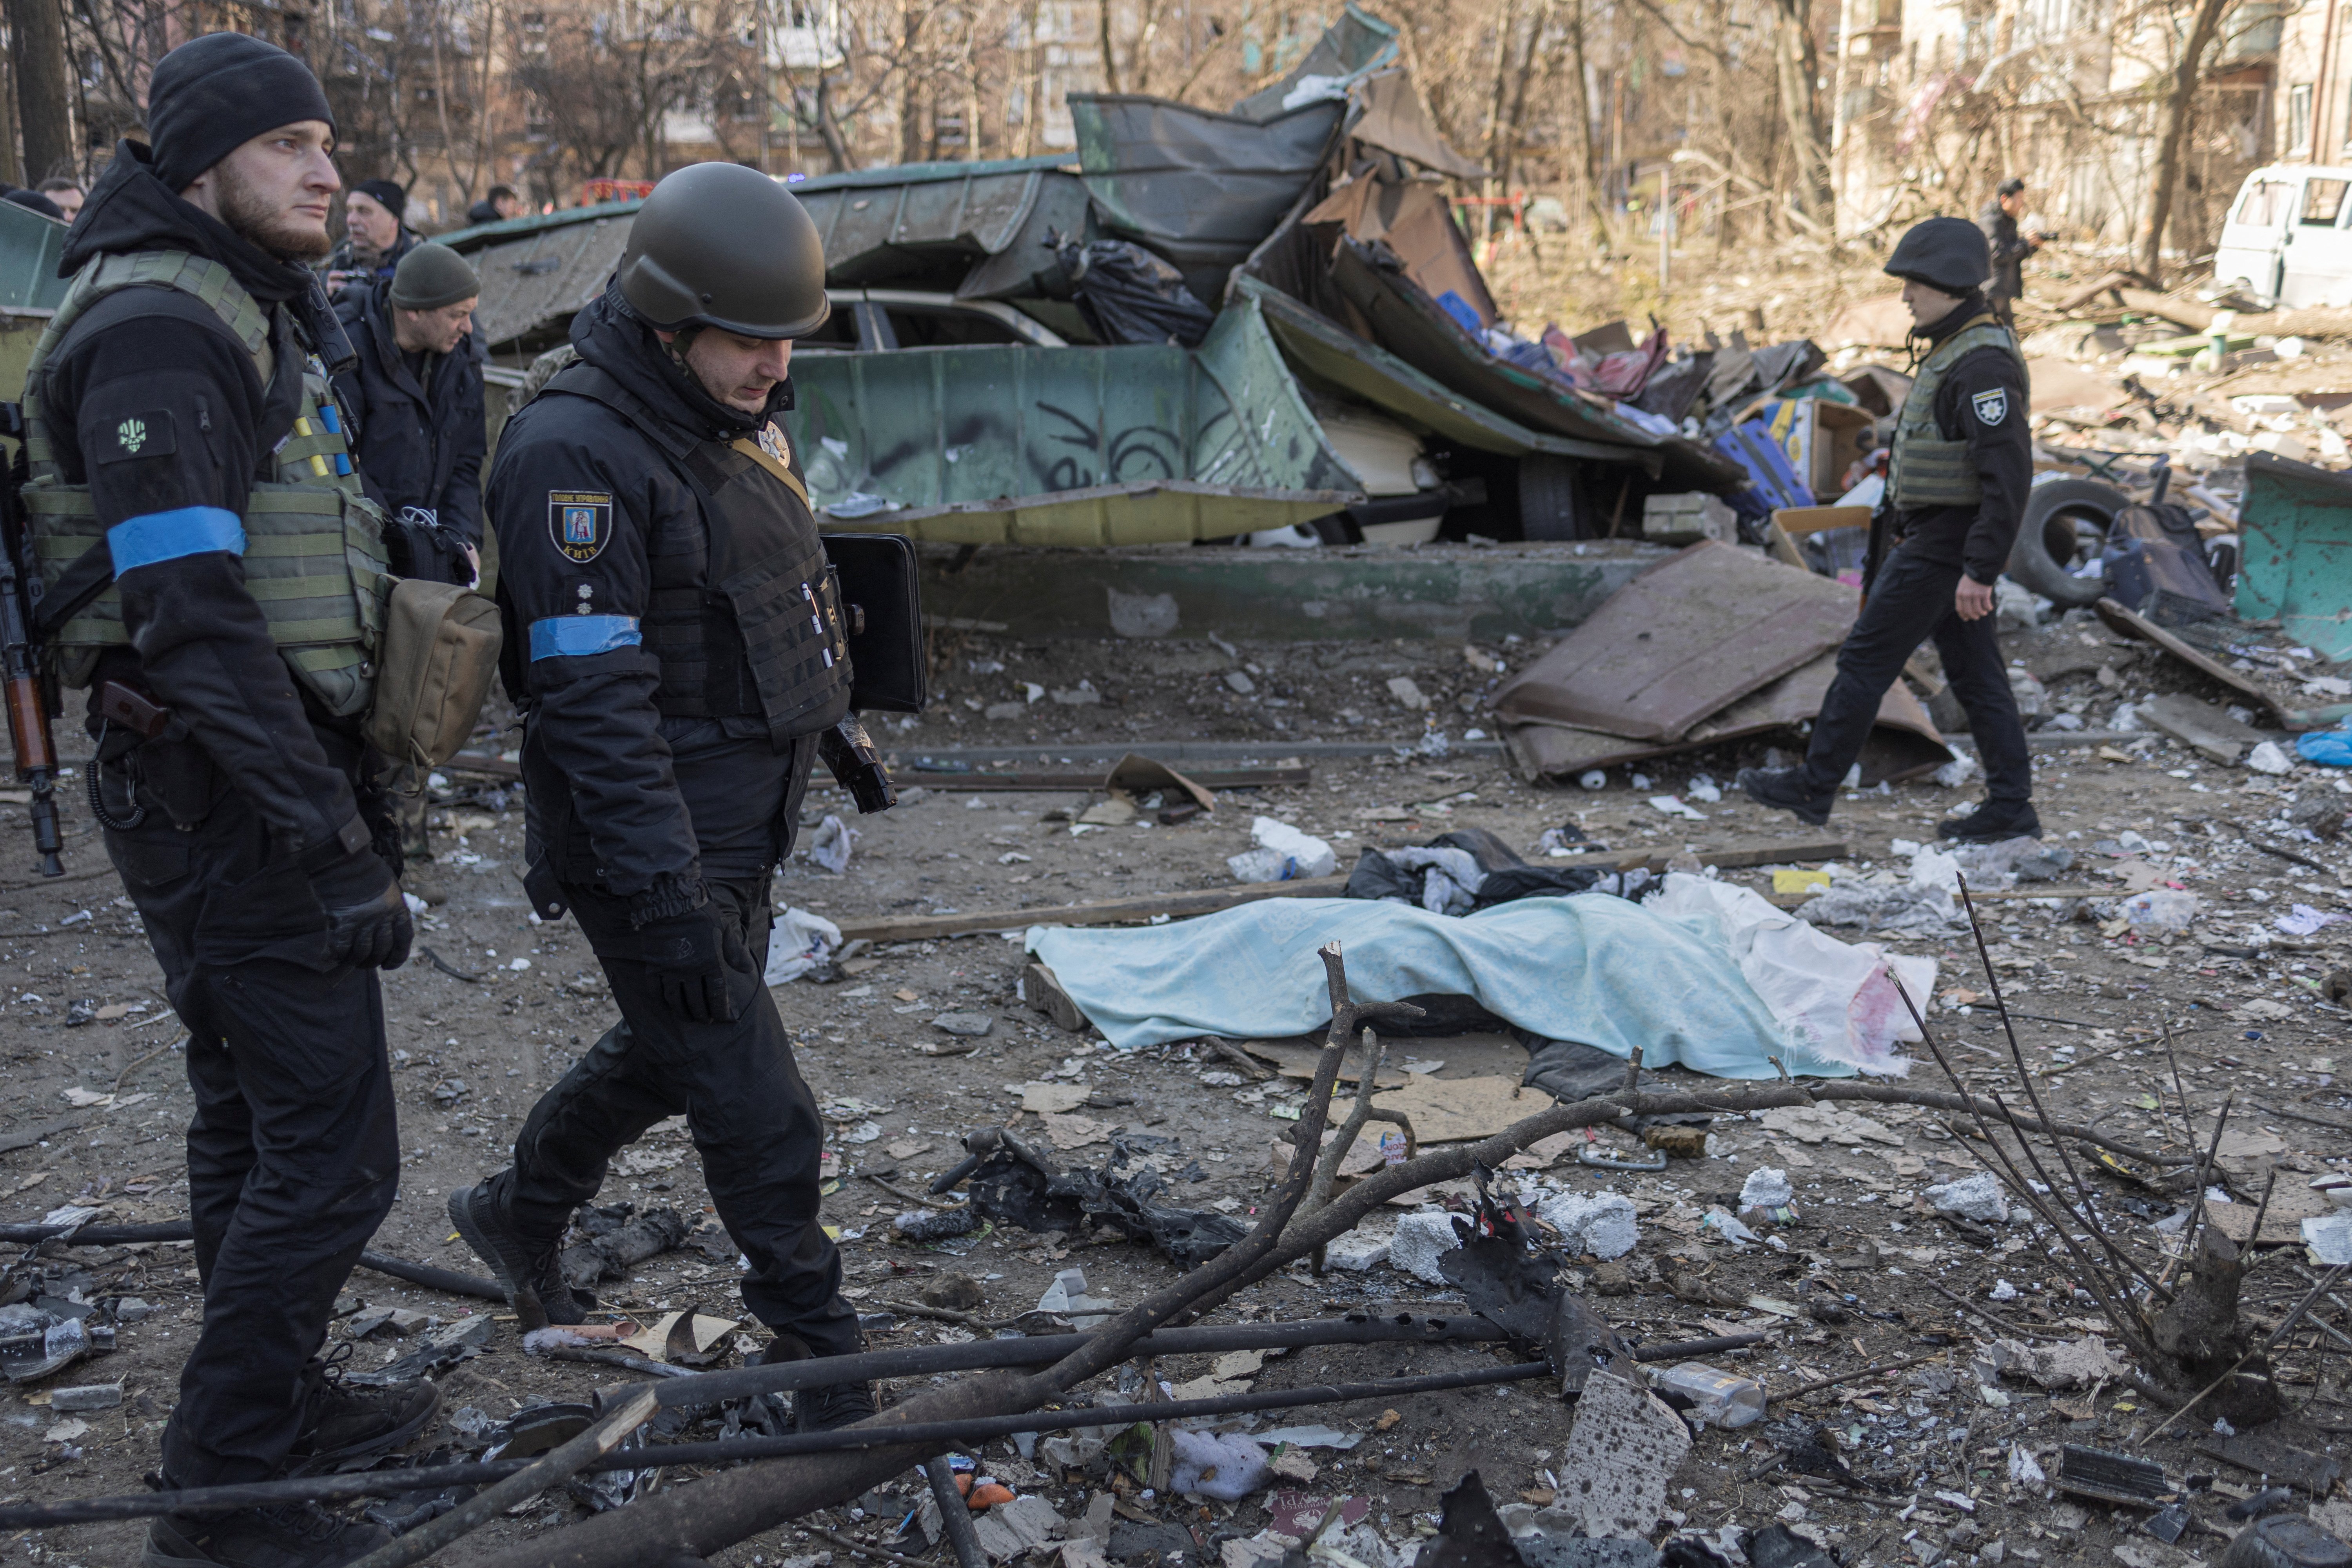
xmin=2009 ymin=477 xmax=2130 ymax=606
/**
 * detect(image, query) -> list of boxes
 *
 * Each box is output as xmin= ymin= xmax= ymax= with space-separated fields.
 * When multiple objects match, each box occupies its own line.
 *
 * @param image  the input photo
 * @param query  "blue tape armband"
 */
xmin=105 ymin=507 xmax=246 ymax=573
xmin=529 ymin=614 xmax=641 ymax=661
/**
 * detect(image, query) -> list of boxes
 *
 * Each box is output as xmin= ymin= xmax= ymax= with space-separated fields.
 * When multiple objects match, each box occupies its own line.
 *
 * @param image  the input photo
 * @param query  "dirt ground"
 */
xmin=0 ymin=606 xmax=2348 ymax=1568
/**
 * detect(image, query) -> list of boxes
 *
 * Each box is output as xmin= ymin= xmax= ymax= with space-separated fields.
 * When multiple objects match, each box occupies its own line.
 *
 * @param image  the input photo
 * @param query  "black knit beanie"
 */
xmin=352 ymin=178 xmax=406 ymax=220
xmin=146 ymin=33 xmax=336 ymax=194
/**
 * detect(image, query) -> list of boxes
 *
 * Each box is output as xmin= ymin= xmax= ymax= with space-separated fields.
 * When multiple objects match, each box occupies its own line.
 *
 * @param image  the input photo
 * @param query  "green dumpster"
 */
xmin=2238 ymin=451 xmax=2352 ymax=661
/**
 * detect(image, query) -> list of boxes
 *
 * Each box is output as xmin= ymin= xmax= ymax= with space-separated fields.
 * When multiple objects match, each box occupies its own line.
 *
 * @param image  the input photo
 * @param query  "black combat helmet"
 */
xmin=1883 ymin=216 xmax=1991 ymax=294
xmin=617 ymin=163 xmax=829 ymax=338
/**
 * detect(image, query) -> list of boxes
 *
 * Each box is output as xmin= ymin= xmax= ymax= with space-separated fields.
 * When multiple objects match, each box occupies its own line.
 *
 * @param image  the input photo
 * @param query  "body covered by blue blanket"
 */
xmin=1027 ymin=894 xmax=1850 ymax=1078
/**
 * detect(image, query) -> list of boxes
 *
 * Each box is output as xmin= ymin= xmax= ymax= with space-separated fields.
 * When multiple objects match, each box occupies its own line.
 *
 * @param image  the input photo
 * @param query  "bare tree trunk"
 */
xmin=1564 ymin=0 xmax=1608 ymax=252
xmin=2141 ymin=0 xmax=2232 ymax=282
xmin=1130 ymin=0 xmax=1166 ymax=95
xmin=0 ymin=51 xmax=20 ymax=189
xmin=9 ymin=0 xmax=73 ymax=184
xmin=1770 ymin=0 xmax=1834 ymax=222
xmin=1097 ymin=0 xmax=1123 ymax=94
xmin=814 ymin=71 xmax=854 ymax=170
xmin=1020 ymin=0 xmax=1043 ymax=155
xmin=1479 ymin=0 xmax=1518 ymax=254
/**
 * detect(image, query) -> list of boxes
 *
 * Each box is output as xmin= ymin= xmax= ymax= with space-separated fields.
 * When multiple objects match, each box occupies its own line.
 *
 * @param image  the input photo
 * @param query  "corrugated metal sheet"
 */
xmin=788 ymin=294 xmax=1363 ymax=544
xmin=1325 ymin=236 xmax=1742 ymax=492
xmin=1236 ymin=276 xmax=1657 ymax=474
xmin=446 ymin=158 xmax=1090 ymax=345
xmin=460 ymin=212 xmax=632 ymax=348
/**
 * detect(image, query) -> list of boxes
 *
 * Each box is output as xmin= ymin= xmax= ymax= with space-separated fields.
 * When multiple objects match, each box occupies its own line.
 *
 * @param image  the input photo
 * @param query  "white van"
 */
xmin=2214 ymin=164 xmax=2352 ymax=306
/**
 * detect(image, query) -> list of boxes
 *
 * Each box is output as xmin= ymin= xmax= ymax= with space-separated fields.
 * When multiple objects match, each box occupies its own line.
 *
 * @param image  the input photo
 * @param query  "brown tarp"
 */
xmin=1346 ymin=71 xmax=1488 ymax=180
xmin=1491 ymin=541 xmax=1862 ymax=741
xmin=1499 ymin=653 xmax=1952 ymax=785
xmin=1304 ymin=174 xmax=1496 ymax=327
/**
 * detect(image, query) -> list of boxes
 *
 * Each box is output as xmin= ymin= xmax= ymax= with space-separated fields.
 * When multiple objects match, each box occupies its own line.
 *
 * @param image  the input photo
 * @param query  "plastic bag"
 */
xmin=764 ymin=907 xmax=842 ymax=985
xmin=1226 ymin=817 xmax=1336 ymax=882
xmin=2299 ymin=730 xmax=2352 ymax=767
xmin=2121 ymin=888 xmax=2198 ymax=931
xmin=1052 ymin=234 xmax=1214 ymax=348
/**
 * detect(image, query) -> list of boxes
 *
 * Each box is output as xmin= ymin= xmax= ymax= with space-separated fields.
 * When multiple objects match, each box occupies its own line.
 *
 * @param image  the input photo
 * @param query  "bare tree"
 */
xmin=2140 ymin=0 xmax=2236 ymax=281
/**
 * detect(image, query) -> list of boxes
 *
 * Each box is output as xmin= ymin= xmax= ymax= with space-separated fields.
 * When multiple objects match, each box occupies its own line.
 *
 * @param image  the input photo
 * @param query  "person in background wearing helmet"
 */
xmin=1740 ymin=216 xmax=2036 ymax=842
xmin=447 ymin=162 xmax=873 ymax=1426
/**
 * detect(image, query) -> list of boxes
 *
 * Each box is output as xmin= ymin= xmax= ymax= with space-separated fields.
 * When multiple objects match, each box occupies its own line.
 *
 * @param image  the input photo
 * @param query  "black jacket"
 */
xmin=1978 ymin=201 xmax=2032 ymax=301
xmin=38 ymin=140 xmax=367 ymax=855
xmin=330 ymin=283 xmax=487 ymax=548
xmin=1891 ymin=290 xmax=2032 ymax=585
xmin=490 ymin=287 xmax=810 ymax=916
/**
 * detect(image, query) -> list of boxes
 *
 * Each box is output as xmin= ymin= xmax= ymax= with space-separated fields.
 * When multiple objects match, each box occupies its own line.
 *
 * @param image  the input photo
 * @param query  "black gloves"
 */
xmin=306 ymin=842 xmax=413 ymax=971
xmin=638 ymin=905 xmax=754 ymax=1023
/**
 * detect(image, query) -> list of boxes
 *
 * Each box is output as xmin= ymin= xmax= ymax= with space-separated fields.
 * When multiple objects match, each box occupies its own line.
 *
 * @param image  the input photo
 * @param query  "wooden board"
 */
xmin=2094 ymin=598 xmax=2284 ymax=725
xmin=826 ymin=837 xmax=1850 ymax=943
xmin=901 ymin=766 xmax=1310 ymax=792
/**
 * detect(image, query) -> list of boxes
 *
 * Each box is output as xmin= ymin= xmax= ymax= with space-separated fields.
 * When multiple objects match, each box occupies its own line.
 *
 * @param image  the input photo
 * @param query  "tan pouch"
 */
xmin=367 ymin=578 xmax=504 ymax=768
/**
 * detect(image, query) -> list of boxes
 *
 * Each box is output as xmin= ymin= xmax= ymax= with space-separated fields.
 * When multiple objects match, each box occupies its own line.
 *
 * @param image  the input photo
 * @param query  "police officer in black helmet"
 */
xmin=1739 ymin=216 xmax=2038 ymax=842
xmin=448 ymin=162 xmax=874 ymax=1425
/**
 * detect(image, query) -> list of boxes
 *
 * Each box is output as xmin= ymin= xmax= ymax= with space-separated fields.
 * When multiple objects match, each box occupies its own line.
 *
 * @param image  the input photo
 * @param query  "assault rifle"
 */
xmin=0 ymin=408 xmax=62 ymax=877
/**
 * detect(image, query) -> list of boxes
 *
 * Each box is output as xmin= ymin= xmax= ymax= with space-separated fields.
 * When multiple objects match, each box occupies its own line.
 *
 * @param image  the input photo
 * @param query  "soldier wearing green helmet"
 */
xmin=449 ymin=162 xmax=877 ymax=1427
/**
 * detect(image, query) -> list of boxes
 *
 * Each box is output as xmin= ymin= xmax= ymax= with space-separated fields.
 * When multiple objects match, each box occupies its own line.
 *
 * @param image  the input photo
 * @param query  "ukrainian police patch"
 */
xmin=548 ymin=490 xmax=614 ymax=563
xmin=1971 ymin=388 xmax=2009 ymax=426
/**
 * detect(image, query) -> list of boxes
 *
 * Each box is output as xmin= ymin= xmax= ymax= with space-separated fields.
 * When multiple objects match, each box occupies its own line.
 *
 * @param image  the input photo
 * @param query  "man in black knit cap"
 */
xmin=1739 ymin=215 xmax=2038 ymax=842
xmin=20 ymin=30 xmax=428 ymax=1567
xmin=323 ymin=176 xmax=417 ymax=293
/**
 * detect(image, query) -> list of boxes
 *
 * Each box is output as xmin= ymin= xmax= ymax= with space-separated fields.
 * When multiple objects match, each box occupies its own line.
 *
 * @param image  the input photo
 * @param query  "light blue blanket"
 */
xmin=1027 ymin=894 xmax=1855 ymax=1078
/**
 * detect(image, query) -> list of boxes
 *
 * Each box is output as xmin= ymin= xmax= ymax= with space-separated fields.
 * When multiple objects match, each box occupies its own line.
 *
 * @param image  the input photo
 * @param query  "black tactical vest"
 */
xmin=541 ymin=363 xmax=853 ymax=744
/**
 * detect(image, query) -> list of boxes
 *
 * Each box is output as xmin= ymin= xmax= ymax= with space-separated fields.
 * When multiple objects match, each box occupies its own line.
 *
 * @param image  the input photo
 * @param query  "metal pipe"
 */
xmin=0 ymin=1360 xmax=1553 ymax=1529
xmin=0 ymin=1219 xmax=504 ymax=1301
xmin=924 ymin=1457 xmax=989 ymax=1568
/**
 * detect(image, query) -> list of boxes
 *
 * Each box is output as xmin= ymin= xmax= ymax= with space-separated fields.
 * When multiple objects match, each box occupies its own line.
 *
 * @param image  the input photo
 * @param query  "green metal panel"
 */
xmin=786 ymin=296 xmax=1361 ymax=544
xmin=2238 ymin=450 xmax=2352 ymax=659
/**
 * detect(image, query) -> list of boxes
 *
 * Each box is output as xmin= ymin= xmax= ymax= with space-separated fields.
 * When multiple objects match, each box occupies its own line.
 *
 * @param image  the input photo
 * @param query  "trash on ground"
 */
xmin=1228 ymin=817 xmax=1338 ymax=883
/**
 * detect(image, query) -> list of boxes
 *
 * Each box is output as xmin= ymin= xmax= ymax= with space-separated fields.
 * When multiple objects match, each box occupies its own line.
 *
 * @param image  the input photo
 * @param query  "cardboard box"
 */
xmin=1763 ymin=397 xmax=1879 ymax=498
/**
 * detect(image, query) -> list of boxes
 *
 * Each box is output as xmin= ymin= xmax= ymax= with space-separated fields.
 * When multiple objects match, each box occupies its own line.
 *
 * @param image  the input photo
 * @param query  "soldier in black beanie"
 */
xmin=24 ymin=30 xmax=430 ymax=1567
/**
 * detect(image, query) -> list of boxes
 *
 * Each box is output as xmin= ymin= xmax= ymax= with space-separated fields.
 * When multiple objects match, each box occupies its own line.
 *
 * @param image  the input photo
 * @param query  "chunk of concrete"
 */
xmin=1537 ymin=1192 xmax=1639 ymax=1260
xmin=1552 ymin=1370 xmax=1691 ymax=1539
xmin=973 ymin=1494 xmax=1065 ymax=1561
xmin=1323 ymin=1227 xmax=1392 ymax=1272
xmin=1388 ymin=1210 xmax=1465 ymax=1284
xmin=1926 ymin=1173 xmax=2009 ymax=1223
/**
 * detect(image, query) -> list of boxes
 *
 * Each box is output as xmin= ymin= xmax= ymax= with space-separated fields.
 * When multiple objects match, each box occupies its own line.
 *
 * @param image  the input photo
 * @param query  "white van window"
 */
xmin=2304 ymin=178 xmax=2351 ymax=225
xmin=2239 ymin=180 xmax=2298 ymax=227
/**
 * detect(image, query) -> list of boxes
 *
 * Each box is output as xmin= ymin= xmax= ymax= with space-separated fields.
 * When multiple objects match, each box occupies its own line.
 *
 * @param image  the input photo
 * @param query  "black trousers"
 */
xmin=493 ymin=875 xmax=858 ymax=1357
xmin=99 ymin=742 xmax=399 ymax=1488
xmin=1800 ymin=546 xmax=2033 ymax=806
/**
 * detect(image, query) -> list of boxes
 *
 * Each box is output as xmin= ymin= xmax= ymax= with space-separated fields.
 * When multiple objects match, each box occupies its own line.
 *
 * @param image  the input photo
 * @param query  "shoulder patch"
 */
xmin=1971 ymin=388 xmax=2009 ymax=426
xmin=98 ymin=410 xmax=176 ymax=464
xmin=548 ymin=490 xmax=614 ymax=563
xmin=757 ymin=420 xmax=792 ymax=470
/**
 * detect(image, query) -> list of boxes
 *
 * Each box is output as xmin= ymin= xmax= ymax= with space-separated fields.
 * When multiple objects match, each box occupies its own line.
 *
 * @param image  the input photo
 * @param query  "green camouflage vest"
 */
xmin=19 ymin=250 xmax=390 ymax=717
xmin=1887 ymin=313 xmax=2025 ymax=511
